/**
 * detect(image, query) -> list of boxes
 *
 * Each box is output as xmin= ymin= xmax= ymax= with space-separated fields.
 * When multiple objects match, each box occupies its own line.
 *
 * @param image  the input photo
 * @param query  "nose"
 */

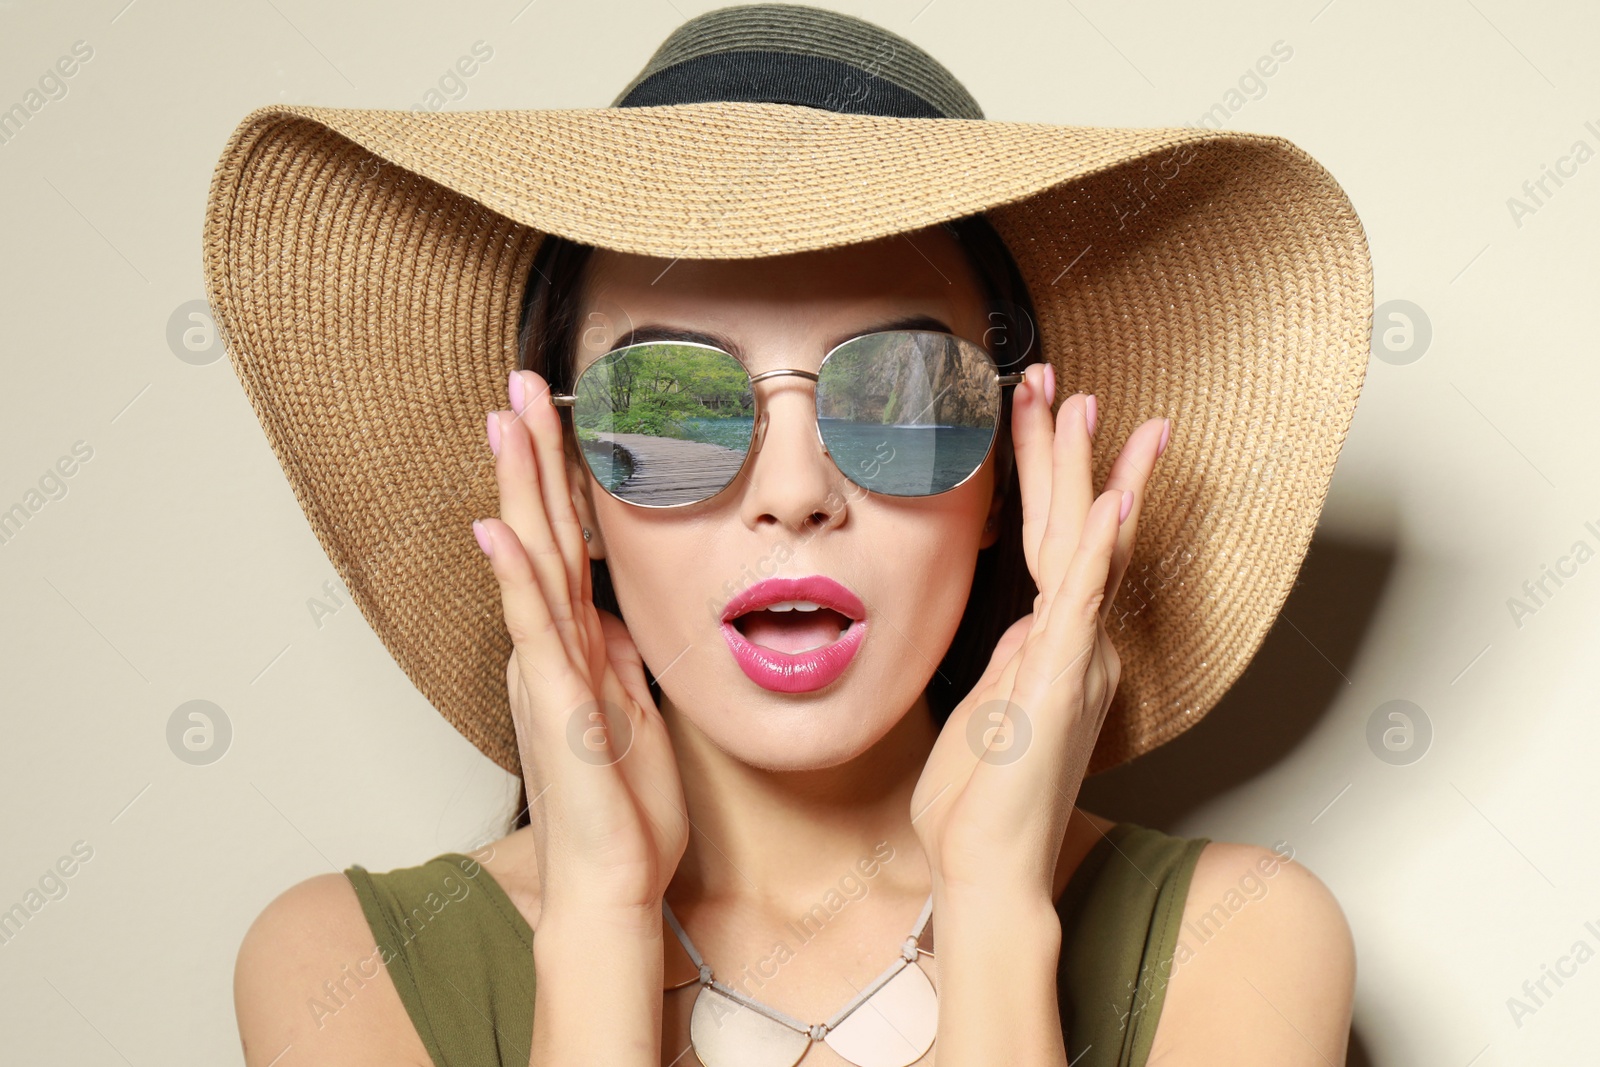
xmin=736 ymin=376 xmax=846 ymax=534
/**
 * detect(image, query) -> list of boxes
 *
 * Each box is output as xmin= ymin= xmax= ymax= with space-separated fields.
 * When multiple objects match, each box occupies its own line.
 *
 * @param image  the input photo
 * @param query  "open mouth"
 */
xmin=719 ymin=576 xmax=868 ymax=693
xmin=731 ymin=600 xmax=855 ymax=654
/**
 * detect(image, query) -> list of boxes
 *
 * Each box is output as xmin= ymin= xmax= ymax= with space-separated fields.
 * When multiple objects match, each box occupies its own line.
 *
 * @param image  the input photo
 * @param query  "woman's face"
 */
xmin=567 ymin=228 xmax=1004 ymax=772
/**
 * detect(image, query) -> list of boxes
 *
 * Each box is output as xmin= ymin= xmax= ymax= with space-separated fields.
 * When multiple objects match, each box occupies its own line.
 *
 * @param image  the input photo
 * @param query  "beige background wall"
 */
xmin=2 ymin=0 xmax=1596 ymax=1062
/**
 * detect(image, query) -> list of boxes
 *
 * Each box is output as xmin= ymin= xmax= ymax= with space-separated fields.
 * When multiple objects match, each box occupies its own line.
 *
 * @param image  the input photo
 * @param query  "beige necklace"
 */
xmin=662 ymin=894 xmax=938 ymax=1067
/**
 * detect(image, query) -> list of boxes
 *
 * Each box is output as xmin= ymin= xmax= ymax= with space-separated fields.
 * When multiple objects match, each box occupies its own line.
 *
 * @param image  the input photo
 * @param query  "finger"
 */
xmin=1011 ymin=364 xmax=1057 ymax=582
xmin=1095 ymin=416 xmax=1169 ymax=625
xmin=476 ymin=517 xmax=581 ymax=710
xmin=1034 ymin=390 xmax=1096 ymax=599
xmin=965 ymin=493 xmax=1123 ymax=820
xmin=983 ymin=494 xmax=1114 ymax=727
xmin=1030 ymin=487 xmax=1123 ymax=644
xmin=598 ymin=609 xmax=657 ymax=721
xmin=1092 ymin=623 xmax=1121 ymax=733
xmin=492 ymin=406 xmax=578 ymax=642
xmin=951 ymin=613 xmax=1035 ymax=733
xmin=516 ymin=369 xmax=591 ymax=614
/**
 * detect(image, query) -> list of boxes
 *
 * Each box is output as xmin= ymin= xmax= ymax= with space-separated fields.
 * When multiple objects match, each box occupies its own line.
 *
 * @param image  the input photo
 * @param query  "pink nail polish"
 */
xmin=1157 ymin=418 xmax=1171 ymax=457
xmin=472 ymin=520 xmax=493 ymax=557
xmin=508 ymin=370 xmax=525 ymax=414
xmin=486 ymin=411 xmax=501 ymax=456
xmin=1118 ymin=490 xmax=1133 ymax=524
xmin=1044 ymin=363 xmax=1056 ymax=402
xmin=1085 ymin=394 xmax=1098 ymax=436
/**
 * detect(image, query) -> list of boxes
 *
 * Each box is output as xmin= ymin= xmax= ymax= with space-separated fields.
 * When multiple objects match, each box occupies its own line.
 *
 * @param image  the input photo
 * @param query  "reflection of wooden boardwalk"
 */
xmin=596 ymin=433 xmax=747 ymax=506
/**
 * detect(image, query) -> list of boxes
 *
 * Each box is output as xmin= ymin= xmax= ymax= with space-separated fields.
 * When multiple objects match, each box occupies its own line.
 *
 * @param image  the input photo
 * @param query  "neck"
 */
xmin=661 ymin=690 xmax=941 ymax=916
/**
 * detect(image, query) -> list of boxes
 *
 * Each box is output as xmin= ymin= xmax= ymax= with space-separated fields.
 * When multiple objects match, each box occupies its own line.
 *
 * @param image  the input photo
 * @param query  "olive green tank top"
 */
xmin=343 ymin=821 xmax=1209 ymax=1067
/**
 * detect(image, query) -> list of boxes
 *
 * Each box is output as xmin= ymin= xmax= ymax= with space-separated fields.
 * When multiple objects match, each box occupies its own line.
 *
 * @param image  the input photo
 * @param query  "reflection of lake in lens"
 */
xmin=581 ymin=438 xmax=634 ymax=491
xmin=582 ymin=411 xmax=992 ymax=501
xmin=821 ymin=420 xmax=993 ymax=495
xmin=675 ymin=415 xmax=754 ymax=450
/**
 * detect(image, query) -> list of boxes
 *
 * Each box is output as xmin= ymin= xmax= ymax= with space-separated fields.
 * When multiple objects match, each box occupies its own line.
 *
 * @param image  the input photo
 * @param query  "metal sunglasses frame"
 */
xmin=549 ymin=328 xmax=1026 ymax=509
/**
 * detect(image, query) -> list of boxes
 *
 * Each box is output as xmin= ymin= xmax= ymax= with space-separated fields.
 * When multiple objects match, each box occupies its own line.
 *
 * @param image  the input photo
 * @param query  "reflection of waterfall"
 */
xmin=895 ymin=360 xmax=931 ymax=427
xmin=893 ymin=338 xmax=946 ymax=427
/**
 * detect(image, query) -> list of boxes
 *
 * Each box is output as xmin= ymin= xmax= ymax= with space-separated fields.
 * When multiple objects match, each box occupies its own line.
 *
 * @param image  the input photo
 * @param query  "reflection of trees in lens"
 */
xmin=577 ymin=344 xmax=750 ymax=439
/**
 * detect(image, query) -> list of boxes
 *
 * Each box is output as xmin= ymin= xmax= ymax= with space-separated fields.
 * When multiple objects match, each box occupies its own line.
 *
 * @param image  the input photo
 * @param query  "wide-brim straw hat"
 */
xmin=201 ymin=3 xmax=1372 ymax=779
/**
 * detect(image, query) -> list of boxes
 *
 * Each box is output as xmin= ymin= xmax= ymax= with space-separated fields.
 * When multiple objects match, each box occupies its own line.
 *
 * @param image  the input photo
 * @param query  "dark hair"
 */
xmin=507 ymin=215 xmax=1042 ymax=832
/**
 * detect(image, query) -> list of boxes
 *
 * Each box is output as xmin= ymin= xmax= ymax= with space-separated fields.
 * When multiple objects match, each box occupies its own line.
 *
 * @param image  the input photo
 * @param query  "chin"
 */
xmin=674 ymin=680 xmax=914 ymax=772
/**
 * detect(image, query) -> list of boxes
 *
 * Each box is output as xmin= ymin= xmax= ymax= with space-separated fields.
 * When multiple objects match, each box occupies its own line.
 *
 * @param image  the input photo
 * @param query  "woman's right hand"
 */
xmin=475 ymin=368 xmax=689 ymax=924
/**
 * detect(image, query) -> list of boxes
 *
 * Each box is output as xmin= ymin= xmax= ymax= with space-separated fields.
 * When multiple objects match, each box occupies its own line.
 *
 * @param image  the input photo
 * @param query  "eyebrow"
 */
xmin=611 ymin=313 xmax=954 ymax=363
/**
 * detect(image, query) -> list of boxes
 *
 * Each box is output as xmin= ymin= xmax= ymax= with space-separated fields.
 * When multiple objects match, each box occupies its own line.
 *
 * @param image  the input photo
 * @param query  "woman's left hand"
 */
xmin=910 ymin=362 xmax=1170 ymax=903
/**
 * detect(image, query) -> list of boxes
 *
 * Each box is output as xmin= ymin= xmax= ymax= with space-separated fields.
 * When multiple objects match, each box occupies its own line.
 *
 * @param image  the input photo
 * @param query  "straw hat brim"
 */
xmin=201 ymin=101 xmax=1372 ymax=777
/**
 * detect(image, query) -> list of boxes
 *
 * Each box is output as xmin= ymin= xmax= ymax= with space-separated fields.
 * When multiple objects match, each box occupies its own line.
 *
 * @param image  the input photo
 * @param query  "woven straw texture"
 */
xmin=201 ymin=100 xmax=1372 ymax=778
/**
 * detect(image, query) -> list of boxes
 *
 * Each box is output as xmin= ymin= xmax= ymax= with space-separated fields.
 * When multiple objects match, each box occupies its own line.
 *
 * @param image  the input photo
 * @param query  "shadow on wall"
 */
xmin=1078 ymin=533 xmax=1394 ymax=832
xmin=1078 ymin=533 xmax=1394 ymax=1067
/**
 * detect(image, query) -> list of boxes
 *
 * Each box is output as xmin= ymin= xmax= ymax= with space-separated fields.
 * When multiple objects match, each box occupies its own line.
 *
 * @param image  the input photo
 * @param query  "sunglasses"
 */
xmin=550 ymin=329 xmax=1024 ymax=508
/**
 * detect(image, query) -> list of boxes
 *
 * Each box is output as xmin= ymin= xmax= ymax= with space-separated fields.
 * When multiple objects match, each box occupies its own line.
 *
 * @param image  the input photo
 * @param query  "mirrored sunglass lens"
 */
xmin=815 ymin=332 xmax=1000 ymax=496
xmin=571 ymin=343 xmax=754 ymax=506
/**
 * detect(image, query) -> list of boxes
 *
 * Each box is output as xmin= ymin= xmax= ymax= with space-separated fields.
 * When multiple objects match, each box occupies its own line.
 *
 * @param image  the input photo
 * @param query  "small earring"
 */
xmin=582 ymin=528 xmax=592 ymax=542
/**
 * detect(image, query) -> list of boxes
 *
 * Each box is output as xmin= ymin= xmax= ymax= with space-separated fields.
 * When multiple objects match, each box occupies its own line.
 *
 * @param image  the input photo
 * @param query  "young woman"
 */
xmin=213 ymin=6 xmax=1369 ymax=1066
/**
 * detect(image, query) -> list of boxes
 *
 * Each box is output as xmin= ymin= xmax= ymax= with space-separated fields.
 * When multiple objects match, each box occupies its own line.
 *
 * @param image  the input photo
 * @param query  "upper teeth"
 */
xmin=763 ymin=600 xmax=822 ymax=612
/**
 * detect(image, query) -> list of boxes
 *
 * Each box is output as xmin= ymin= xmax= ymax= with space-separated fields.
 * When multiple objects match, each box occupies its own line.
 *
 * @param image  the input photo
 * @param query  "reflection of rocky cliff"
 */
xmin=819 ymin=334 xmax=995 ymax=428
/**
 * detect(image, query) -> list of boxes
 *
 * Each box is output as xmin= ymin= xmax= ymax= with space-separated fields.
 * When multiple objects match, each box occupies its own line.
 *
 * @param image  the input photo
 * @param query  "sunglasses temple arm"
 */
xmin=997 ymin=373 xmax=1024 ymax=387
xmin=550 ymin=395 xmax=576 ymax=407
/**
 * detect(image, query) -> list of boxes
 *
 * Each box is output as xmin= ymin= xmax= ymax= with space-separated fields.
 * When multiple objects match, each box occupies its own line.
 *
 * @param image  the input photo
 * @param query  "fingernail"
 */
xmin=486 ymin=411 xmax=502 ymax=457
xmin=1085 ymin=393 xmax=1098 ymax=437
xmin=508 ymin=370 xmax=526 ymax=415
xmin=1118 ymin=490 xmax=1133 ymax=524
xmin=472 ymin=519 xmax=493 ymax=558
xmin=1157 ymin=417 xmax=1171 ymax=457
xmin=1044 ymin=363 xmax=1056 ymax=402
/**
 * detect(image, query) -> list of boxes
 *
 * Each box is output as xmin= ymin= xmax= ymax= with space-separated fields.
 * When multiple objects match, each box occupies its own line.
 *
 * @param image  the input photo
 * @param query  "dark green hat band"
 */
xmin=611 ymin=3 xmax=984 ymax=120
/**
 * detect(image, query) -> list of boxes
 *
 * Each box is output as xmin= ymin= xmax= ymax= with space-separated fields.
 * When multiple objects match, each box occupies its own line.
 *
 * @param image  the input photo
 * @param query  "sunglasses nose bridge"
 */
xmin=746 ymin=367 xmax=823 ymax=457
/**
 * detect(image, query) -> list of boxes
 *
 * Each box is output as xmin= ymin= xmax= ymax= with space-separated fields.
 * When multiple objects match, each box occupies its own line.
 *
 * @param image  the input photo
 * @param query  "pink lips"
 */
xmin=720 ymin=576 xmax=868 ymax=693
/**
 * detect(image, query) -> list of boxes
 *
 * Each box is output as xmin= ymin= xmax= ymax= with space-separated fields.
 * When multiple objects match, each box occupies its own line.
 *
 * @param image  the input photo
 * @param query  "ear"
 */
xmin=979 ymin=481 xmax=1005 ymax=550
xmin=565 ymin=447 xmax=607 ymax=560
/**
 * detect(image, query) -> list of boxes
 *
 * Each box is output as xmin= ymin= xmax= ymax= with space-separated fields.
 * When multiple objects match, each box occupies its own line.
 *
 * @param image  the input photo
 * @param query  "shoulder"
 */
xmin=233 ymin=871 xmax=431 ymax=1066
xmin=1147 ymin=840 xmax=1355 ymax=1065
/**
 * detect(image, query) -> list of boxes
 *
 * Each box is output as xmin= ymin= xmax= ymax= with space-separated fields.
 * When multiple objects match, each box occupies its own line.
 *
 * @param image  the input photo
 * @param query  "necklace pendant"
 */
xmin=689 ymin=985 xmax=812 ymax=1067
xmin=686 ymin=961 xmax=937 ymax=1067
xmin=822 ymin=960 xmax=937 ymax=1067
xmin=666 ymin=893 xmax=939 ymax=1067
